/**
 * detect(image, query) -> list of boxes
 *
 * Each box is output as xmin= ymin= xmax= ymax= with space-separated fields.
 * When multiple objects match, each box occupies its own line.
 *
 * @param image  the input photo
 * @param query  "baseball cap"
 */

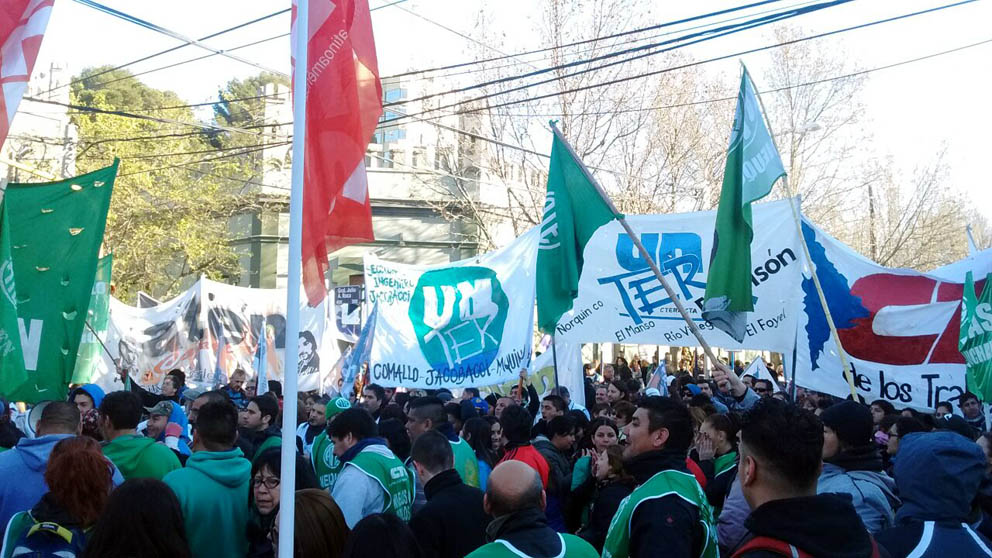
xmin=145 ymin=401 xmax=173 ymax=417
xmin=325 ymin=397 xmax=352 ymax=420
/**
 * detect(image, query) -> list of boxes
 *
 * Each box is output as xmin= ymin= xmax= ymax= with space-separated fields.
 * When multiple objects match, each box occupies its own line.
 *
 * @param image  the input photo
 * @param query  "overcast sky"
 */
xmin=30 ymin=0 xmax=992 ymax=223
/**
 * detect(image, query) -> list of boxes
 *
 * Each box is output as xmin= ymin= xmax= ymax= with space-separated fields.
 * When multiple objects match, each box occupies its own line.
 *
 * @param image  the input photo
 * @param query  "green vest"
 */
xmin=348 ymin=446 xmax=415 ymax=521
xmin=451 ymin=438 xmax=481 ymax=488
xmin=602 ymin=470 xmax=718 ymax=558
xmin=311 ymin=432 xmax=344 ymax=492
xmin=467 ymin=533 xmax=598 ymax=558
xmin=714 ymin=451 xmax=738 ymax=477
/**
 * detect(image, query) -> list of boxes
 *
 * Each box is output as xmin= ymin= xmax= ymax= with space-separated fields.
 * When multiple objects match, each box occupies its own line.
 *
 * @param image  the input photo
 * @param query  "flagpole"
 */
xmin=549 ymin=122 xmax=732 ymax=375
xmin=278 ymin=0 xmax=307 ymax=555
xmin=743 ymin=63 xmax=858 ymax=401
xmin=551 ymin=334 xmax=561 ymax=390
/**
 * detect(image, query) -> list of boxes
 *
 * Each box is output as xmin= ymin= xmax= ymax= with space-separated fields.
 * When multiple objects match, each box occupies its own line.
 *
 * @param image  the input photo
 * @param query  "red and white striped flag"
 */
xmin=0 ymin=0 xmax=54 ymax=149
xmin=291 ymin=0 xmax=382 ymax=306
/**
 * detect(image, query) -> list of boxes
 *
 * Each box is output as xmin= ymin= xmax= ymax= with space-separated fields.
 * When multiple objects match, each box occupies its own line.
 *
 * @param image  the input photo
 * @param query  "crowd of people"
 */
xmin=0 ymin=356 xmax=991 ymax=557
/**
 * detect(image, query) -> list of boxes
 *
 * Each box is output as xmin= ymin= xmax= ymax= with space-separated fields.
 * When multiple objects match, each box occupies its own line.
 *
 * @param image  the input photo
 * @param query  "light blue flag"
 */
xmin=342 ymin=304 xmax=378 ymax=397
xmin=254 ymin=328 xmax=268 ymax=396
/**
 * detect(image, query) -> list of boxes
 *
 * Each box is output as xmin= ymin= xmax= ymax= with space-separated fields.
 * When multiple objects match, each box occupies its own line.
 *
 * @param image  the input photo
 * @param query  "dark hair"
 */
xmin=343 ymin=513 xmax=423 ymax=558
xmin=582 ymin=417 xmax=619 ymax=450
xmin=590 ymin=403 xmax=613 ymax=417
xmin=295 ymin=488 xmax=350 ymax=558
xmin=364 ymin=383 xmax=386 ymax=402
xmin=548 ymin=415 xmax=577 ymax=439
xmin=167 ymin=369 xmax=186 ymax=389
xmin=312 ymin=395 xmax=331 ymax=406
xmin=251 ymin=447 xmax=319 ymax=505
xmin=486 ymin=464 xmax=543 ymax=517
xmin=38 ymin=401 xmax=80 ymax=434
xmin=250 ymin=395 xmax=279 ymax=426
xmin=444 ymin=402 xmax=464 ymax=422
xmin=542 ymin=395 xmax=566 ymax=413
xmin=380 ymin=404 xmax=407 ymax=423
xmin=878 ymin=414 xmax=900 ymax=433
xmin=704 ymin=413 xmax=741 ymax=447
xmin=393 ymin=392 xmax=411 ymax=410
xmin=82 ymin=478 xmax=191 ymax=558
xmin=99 ymin=391 xmax=142 ymax=430
xmin=638 ymin=396 xmax=693 ymax=452
xmin=753 ymin=379 xmax=774 ymax=393
xmin=195 ymin=390 xmax=232 ymax=404
xmin=893 ymin=416 xmax=926 ymax=438
xmin=410 ymin=430 xmax=453 ymax=475
xmin=740 ymin=398 xmax=823 ymax=492
xmin=607 ymin=380 xmax=627 ymax=400
xmin=613 ymin=400 xmax=636 ymax=422
xmin=871 ymin=400 xmax=897 ymax=415
xmin=464 ymin=387 xmax=480 ymax=398
xmin=267 ymin=381 xmax=282 ymax=399
xmin=568 ymin=409 xmax=590 ymax=434
xmin=408 ymin=397 xmax=446 ymax=428
xmin=689 ymin=394 xmax=718 ymax=415
xmin=327 ymin=408 xmax=378 ymax=441
xmin=500 ymin=405 xmax=534 ymax=444
xmin=935 ymin=400 xmax=954 ymax=412
xmin=195 ymin=400 xmax=239 ymax=450
xmin=961 ymin=392 xmax=980 ymax=406
xmin=46 ymin=437 xmax=113 ymax=527
xmin=378 ymin=418 xmax=412 ymax=462
xmin=462 ymin=417 xmax=497 ymax=468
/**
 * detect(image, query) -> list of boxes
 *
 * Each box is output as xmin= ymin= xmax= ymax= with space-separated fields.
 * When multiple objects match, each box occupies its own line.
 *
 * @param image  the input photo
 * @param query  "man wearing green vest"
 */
xmin=602 ymin=396 xmax=718 ymax=558
xmin=407 ymin=396 xmax=481 ymax=488
xmin=240 ymin=396 xmax=281 ymax=462
xmin=467 ymin=460 xmax=597 ymax=558
xmin=310 ymin=397 xmax=352 ymax=492
xmin=330 ymin=407 xmax=414 ymax=527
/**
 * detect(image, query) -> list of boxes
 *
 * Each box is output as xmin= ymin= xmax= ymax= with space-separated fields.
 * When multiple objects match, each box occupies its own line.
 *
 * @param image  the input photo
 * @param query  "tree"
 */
xmin=71 ymin=67 xmax=264 ymax=301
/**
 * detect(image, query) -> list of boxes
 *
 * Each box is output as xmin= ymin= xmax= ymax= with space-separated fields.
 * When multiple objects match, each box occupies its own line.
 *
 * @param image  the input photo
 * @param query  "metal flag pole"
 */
xmin=551 ymin=334 xmax=561 ymax=390
xmin=278 ymin=1 xmax=307 ymax=555
xmin=743 ymin=62 xmax=858 ymax=400
xmin=549 ymin=122 xmax=732 ymax=374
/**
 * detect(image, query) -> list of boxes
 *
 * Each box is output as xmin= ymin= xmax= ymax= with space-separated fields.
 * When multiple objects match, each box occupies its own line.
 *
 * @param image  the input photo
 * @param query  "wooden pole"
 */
xmin=550 ymin=122 xmax=732 ymax=375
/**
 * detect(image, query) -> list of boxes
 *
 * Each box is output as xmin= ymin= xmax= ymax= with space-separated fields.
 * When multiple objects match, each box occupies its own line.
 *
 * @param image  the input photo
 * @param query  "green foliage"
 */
xmin=70 ymin=66 xmax=278 ymax=301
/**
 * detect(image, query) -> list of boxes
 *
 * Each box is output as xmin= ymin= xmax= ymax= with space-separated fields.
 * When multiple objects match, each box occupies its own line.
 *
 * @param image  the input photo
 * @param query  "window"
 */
xmin=384 ymin=88 xmax=407 ymax=103
xmin=382 ymin=150 xmax=394 ymax=169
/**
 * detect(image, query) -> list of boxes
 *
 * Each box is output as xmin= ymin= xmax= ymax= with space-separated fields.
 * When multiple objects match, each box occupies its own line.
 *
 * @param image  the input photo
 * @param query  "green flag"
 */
xmin=702 ymin=67 xmax=785 ymax=342
xmin=71 ymin=254 xmax=113 ymax=385
xmin=960 ymin=271 xmax=992 ymax=401
xmin=0 ymin=161 xmax=117 ymax=403
xmin=536 ymin=127 xmax=618 ymax=333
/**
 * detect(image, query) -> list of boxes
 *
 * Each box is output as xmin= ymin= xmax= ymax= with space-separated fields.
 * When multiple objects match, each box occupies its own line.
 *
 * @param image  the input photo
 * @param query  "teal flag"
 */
xmin=71 ymin=254 xmax=113 ymax=385
xmin=536 ymin=126 xmax=618 ymax=333
xmin=960 ymin=271 xmax=992 ymax=401
xmin=0 ymin=161 xmax=117 ymax=403
xmin=702 ymin=67 xmax=785 ymax=342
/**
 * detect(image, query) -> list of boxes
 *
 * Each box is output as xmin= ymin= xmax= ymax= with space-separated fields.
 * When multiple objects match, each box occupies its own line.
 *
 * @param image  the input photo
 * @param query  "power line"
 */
xmin=380 ymin=0 xmax=977 ymax=125
xmin=380 ymin=0 xmax=850 ymax=118
xmin=383 ymin=0 xmax=787 ymax=79
xmin=73 ymin=0 xmax=287 ymax=77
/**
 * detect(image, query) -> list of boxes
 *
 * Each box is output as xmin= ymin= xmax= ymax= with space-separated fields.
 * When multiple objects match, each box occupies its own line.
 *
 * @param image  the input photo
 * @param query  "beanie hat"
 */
xmin=820 ymin=401 xmax=873 ymax=447
xmin=325 ymin=397 xmax=352 ymax=421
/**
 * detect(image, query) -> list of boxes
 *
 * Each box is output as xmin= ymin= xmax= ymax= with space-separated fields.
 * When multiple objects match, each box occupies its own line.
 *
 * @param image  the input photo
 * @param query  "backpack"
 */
xmin=9 ymin=520 xmax=88 ymax=558
xmin=731 ymin=535 xmax=882 ymax=558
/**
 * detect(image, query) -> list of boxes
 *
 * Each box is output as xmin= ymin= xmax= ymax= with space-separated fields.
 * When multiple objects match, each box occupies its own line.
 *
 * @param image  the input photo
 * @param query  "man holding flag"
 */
xmin=702 ymin=66 xmax=786 ymax=343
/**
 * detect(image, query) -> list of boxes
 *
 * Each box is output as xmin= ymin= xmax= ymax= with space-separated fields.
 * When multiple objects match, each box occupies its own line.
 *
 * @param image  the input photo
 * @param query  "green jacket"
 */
xmin=102 ymin=434 xmax=181 ymax=480
xmin=311 ymin=432 xmax=343 ymax=491
xmin=467 ymin=534 xmax=598 ymax=558
xmin=164 ymin=448 xmax=251 ymax=558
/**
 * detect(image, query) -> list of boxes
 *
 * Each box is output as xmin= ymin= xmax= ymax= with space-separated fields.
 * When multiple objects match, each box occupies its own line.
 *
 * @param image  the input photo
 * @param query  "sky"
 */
xmin=29 ymin=0 xmax=992 ymax=221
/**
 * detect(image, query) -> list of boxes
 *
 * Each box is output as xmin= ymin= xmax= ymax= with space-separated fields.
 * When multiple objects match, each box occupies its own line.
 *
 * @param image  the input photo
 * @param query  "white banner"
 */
xmin=480 ymin=338 xmax=584 ymax=407
xmin=555 ymin=199 xmax=802 ymax=352
xmin=97 ymin=278 xmax=343 ymax=394
xmin=365 ymin=228 xmax=539 ymax=389
xmin=794 ymin=221 xmax=973 ymax=410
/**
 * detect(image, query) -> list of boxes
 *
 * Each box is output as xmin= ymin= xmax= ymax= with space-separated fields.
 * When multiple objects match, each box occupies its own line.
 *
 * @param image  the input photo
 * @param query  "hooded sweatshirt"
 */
xmin=103 ymin=433 xmax=181 ymax=480
xmin=817 ymin=444 xmax=899 ymax=533
xmin=876 ymin=432 xmax=992 ymax=557
xmin=69 ymin=384 xmax=105 ymax=409
xmin=164 ymin=448 xmax=252 ymax=558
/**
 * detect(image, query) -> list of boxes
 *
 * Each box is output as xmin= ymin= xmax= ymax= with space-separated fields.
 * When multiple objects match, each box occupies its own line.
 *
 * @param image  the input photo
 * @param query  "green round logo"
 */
xmin=408 ymin=266 xmax=508 ymax=376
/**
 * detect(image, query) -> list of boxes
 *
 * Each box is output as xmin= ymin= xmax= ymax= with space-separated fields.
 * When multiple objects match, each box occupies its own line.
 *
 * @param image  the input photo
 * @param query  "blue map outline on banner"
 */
xmin=801 ymin=222 xmax=870 ymax=369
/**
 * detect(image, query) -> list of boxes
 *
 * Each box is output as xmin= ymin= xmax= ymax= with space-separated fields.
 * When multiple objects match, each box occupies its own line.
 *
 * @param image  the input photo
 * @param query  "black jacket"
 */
xmin=624 ymin=448 xmax=707 ymax=558
xmin=735 ymin=494 xmax=886 ymax=558
xmin=128 ymin=380 xmax=181 ymax=408
xmin=409 ymin=469 xmax=489 ymax=558
xmin=484 ymin=507 xmax=564 ymax=558
xmin=576 ymin=479 xmax=635 ymax=552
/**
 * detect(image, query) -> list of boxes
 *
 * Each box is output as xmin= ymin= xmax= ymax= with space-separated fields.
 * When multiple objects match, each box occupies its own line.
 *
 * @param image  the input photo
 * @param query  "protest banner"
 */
xmin=794 ymin=221 xmax=973 ymax=410
xmin=365 ymin=227 xmax=539 ymax=389
xmin=97 ymin=278 xmax=342 ymax=394
xmin=480 ymin=337 xmax=584 ymax=406
xmin=553 ymin=199 xmax=802 ymax=352
xmin=72 ymin=254 xmax=113 ymax=385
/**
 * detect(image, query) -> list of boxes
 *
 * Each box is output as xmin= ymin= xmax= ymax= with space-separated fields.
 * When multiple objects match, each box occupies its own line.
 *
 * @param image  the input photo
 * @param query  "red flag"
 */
xmin=0 ymin=0 xmax=54 ymax=149
xmin=291 ymin=0 xmax=382 ymax=306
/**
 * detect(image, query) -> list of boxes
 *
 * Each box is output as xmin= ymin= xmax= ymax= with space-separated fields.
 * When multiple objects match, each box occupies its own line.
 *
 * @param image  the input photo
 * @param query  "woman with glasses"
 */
xmin=247 ymin=448 xmax=319 ymax=558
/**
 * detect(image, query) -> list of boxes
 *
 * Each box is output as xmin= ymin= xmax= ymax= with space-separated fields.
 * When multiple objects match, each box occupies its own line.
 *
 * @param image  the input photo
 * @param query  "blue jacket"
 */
xmin=0 ymin=434 xmax=123 ymax=536
xmin=876 ymin=432 xmax=992 ymax=557
xmin=817 ymin=446 xmax=899 ymax=533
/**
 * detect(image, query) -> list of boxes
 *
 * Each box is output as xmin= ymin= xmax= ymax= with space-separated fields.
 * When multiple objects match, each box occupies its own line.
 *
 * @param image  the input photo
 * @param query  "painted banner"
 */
xmin=481 ymin=338 xmax=584 ymax=407
xmin=794 ymin=221 xmax=974 ymax=410
xmin=554 ymin=199 xmax=802 ymax=352
xmin=365 ymin=227 xmax=539 ymax=389
xmin=94 ymin=278 xmax=343 ymax=394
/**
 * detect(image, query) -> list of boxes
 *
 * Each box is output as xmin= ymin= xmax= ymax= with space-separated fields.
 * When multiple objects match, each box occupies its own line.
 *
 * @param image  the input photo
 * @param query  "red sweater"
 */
xmin=499 ymin=444 xmax=551 ymax=487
